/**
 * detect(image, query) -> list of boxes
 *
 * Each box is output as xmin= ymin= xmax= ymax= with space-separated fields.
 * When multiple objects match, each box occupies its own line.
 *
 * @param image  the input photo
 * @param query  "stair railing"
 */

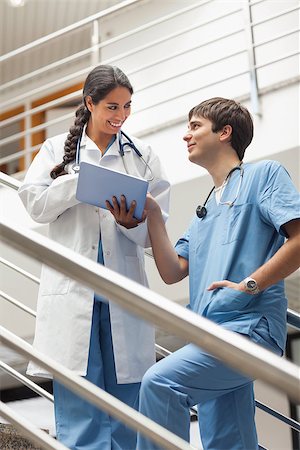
xmin=1 ymin=171 xmax=300 ymax=437
xmin=1 ymin=0 xmax=299 ymax=173
xmin=1 ymin=219 xmax=299 ymax=401
xmin=1 ymin=326 xmax=194 ymax=450
xmin=1 ymin=218 xmax=299 ymax=450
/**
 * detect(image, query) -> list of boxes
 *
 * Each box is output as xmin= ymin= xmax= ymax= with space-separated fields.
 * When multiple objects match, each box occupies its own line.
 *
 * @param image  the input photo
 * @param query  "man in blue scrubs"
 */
xmin=137 ymin=98 xmax=300 ymax=449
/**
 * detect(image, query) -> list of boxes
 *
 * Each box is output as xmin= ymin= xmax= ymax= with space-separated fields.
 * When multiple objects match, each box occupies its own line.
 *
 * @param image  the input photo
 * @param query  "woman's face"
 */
xmin=85 ymin=86 xmax=132 ymax=136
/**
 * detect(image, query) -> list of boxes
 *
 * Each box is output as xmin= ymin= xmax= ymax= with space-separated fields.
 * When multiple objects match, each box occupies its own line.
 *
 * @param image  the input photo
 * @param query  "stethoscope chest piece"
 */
xmin=196 ymin=205 xmax=207 ymax=219
xmin=195 ymin=164 xmax=244 ymax=219
xmin=72 ymin=164 xmax=80 ymax=174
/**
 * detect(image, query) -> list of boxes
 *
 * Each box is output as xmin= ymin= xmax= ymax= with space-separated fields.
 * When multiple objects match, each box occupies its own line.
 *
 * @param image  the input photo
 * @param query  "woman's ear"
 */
xmin=85 ymin=96 xmax=93 ymax=113
xmin=219 ymin=125 xmax=232 ymax=143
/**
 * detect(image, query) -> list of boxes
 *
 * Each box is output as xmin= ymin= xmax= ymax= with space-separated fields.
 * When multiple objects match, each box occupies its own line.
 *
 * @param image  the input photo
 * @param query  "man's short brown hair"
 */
xmin=189 ymin=97 xmax=254 ymax=160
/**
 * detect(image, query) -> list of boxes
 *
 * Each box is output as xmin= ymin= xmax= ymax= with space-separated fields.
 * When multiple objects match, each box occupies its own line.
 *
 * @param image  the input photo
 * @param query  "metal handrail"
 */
xmin=254 ymin=27 xmax=300 ymax=49
xmin=250 ymin=5 xmax=300 ymax=28
xmin=1 ymin=184 xmax=299 ymax=433
xmin=0 ymin=0 xmax=140 ymax=63
xmin=0 ymin=257 xmax=39 ymax=284
xmin=0 ymin=45 xmax=248 ymax=147
xmin=0 ymin=0 xmax=214 ymax=107
xmin=0 ymin=91 xmax=80 ymax=128
xmin=1 ymin=219 xmax=299 ymax=403
xmin=1 ymin=4 xmax=298 ymax=110
xmin=0 ymin=327 xmax=194 ymax=450
xmin=0 ymin=291 xmax=36 ymax=317
xmin=155 ymin=347 xmax=300 ymax=432
xmin=2 ymin=336 xmax=299 ymax=433
xmin=0 ymin=172 xmax=21 ymax=189
xmin=0 ymin=20 xmax=245 ymax=125
xmin=137 ymin=48 xmax=247 ymax=93
xmin=1 ymin=284 xmax=299 ymax=430
xmin=0 ymin=3 xmax=298 ymax=171
xmin=1 ymin=48 xmax=249 ymax=147
xmin=0 ymin=0 xmax=215 ymax=95
xmin=135 ymin=68 xmax=248 ymax=114
xmin=0 ymin=110 xmax=76 ymax=147
xmin=1 ymin=267 xmax=298 ymax=331
xmin=0 ymin=144 xmax=41 ymax=166
xmin=0 ymin=401 xmax=67 ymax=450
xmin=287 ymin=309 xmax=300 ymax=330
xmin=1 ymin=171 xmax=298 ymax=328
xmin=1 ymin=20 xmax=298 ymax=126
xmin=256 ymin=401 xmax=300 ymax=432
xmin=1 ymin=76 xmax=299 ymax=167
xmin=0 ymin=171 xmax=154 ymax=260
xmin=0 ymin=361 xmax=53 ymax=403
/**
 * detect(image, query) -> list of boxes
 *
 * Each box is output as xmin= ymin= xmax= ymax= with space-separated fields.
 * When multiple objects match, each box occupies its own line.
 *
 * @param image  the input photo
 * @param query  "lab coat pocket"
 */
xmin=39 ymin=265 xmax=70 ymax=295
xmin=222 ymin=203 xmax=252 ymax=245
xmin=125 ymin=256 xmax=144 ymax=284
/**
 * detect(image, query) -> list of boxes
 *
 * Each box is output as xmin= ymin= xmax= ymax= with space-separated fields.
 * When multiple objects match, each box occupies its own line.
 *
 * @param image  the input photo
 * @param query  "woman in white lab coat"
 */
xmin=18 ymin=65 xmax=170 ymax=450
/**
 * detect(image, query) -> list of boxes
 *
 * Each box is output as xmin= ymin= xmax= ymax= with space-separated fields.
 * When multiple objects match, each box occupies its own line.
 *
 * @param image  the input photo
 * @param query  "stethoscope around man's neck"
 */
xmin=72 ymin=129 xmax=154 ymax=181
xmin=196 ymin=163 xmax=244 ymax=219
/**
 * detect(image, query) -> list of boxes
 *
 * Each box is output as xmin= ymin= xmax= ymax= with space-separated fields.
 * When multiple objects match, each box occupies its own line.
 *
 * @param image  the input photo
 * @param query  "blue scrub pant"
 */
xmin=53 ymin=301 xmax=140 ymax=450
xmin=137 ymin=318 xmax=282 ymax=450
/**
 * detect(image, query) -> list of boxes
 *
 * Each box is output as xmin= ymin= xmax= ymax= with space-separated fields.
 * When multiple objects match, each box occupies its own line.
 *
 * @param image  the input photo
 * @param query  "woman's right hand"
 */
xmin=106 ymin=195 xmax=146 ymax=228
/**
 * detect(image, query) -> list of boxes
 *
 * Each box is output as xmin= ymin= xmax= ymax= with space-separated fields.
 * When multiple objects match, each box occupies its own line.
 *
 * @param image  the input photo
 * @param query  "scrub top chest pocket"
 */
xmin=222 ymin=203 xmax=253 ymax=245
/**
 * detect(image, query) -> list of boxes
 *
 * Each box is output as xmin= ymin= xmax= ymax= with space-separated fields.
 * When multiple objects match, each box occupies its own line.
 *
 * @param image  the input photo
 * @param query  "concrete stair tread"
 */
xmin=0 ymin=423 xmax=48 ymax=449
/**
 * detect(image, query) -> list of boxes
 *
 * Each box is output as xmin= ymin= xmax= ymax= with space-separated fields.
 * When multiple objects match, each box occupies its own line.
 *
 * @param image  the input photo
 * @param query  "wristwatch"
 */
xmin=243 ymin=277 xmax=260 ymax=295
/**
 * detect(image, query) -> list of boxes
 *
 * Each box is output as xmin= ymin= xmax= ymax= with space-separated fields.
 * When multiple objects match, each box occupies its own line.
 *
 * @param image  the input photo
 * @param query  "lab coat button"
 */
xmin=92 ymin=245 xmax=96 ymax=250
xmin=106 ymin=250 xmax=111 ymax=256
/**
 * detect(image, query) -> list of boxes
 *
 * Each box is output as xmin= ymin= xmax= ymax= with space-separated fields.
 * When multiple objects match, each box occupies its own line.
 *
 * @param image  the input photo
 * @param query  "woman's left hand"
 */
xmin=106 ymin=195 xmax=146 ymax=229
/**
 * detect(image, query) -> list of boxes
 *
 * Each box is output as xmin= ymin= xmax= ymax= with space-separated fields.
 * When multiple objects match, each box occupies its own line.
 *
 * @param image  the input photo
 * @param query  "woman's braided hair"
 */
xmin=50 ymin=65 xmax=133 ymax=179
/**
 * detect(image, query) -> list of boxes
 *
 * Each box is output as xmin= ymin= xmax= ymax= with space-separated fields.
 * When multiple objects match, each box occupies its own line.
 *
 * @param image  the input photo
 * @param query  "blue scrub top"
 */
xmin=94 ymin=135 xmax=116 ymax=304
xmin=175 ymin=160 xmax=300 ymax=351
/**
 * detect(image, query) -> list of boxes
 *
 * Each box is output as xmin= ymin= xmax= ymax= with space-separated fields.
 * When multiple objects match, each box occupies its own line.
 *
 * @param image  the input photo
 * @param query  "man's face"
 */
xmin=183 ymin=115 xmax=220 ymax=166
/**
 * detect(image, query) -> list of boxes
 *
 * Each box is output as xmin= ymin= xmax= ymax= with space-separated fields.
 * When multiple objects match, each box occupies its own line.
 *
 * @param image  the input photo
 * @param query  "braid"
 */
xmin=50 ymin=104 xmax=90 ymax=179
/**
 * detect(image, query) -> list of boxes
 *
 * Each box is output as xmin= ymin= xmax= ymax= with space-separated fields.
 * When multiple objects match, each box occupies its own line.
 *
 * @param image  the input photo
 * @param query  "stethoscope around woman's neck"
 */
xmin=196 ymin=163 xmax=244 ymax=219
xmin=72 ymin=129 xmax=154 ymax=181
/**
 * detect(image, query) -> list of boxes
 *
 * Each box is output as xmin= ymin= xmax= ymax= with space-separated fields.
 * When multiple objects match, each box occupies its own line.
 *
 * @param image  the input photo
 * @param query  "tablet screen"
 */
xmin=76 ymin=162 xmax=149 ymax=220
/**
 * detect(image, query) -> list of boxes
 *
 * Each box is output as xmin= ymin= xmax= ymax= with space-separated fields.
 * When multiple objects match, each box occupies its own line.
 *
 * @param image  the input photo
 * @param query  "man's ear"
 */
xmin=219 ymin=125 xmax=232 ymax=143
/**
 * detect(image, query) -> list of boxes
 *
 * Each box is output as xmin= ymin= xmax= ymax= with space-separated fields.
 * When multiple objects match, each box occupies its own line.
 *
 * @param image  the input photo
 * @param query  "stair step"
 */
xmin=0 ymin=423 xmax=48 ymax=449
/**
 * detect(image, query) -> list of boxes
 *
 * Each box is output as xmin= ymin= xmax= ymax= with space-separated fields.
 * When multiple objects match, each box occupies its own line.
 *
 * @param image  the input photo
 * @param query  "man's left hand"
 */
xmin=207 ymin=280 xmax=245 ymax=292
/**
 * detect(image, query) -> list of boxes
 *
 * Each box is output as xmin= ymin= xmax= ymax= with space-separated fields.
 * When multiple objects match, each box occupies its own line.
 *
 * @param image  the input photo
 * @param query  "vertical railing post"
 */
xmin=91 ymin=19 xmax=100 ymax=66
xmin=243 ymin=0 xmax=261 ymax=116
xmin=24 ymin=100 xmax=31 ymax=170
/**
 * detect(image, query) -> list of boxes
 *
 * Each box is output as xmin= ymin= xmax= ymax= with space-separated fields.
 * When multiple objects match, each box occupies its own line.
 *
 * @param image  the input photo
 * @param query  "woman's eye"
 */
xmin=125 ymin=103 xmax=131 ymax=109
xmin=108 ymin=105 xmax=117 ymax=110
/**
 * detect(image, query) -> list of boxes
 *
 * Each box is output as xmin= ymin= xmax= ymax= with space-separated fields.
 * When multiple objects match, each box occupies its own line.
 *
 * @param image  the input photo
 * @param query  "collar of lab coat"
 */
xmin=80 ymin=126 xmax=132 ymax=158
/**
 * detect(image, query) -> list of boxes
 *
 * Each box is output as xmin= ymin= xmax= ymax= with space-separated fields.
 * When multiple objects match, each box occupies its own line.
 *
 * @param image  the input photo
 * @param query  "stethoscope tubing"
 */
xmin=72 ymin=130 xmax=154 ymax=181
xmin=196 ymin=165 xmax=244 ymax=219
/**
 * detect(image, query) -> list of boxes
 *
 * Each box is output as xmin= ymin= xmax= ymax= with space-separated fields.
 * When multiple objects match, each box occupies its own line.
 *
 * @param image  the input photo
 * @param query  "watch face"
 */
xmin=247 ymin=280 xmax=257 ymax=290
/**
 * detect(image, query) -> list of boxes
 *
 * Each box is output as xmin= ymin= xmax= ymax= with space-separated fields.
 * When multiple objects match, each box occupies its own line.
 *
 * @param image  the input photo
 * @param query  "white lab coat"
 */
xmin=19 ymin=131 xmax=170 ymax=383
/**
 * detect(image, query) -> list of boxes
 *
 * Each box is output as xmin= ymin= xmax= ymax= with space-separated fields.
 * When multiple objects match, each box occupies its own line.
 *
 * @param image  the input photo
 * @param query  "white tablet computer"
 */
xmin=76 ymin=162 xmax=149 ymax=220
